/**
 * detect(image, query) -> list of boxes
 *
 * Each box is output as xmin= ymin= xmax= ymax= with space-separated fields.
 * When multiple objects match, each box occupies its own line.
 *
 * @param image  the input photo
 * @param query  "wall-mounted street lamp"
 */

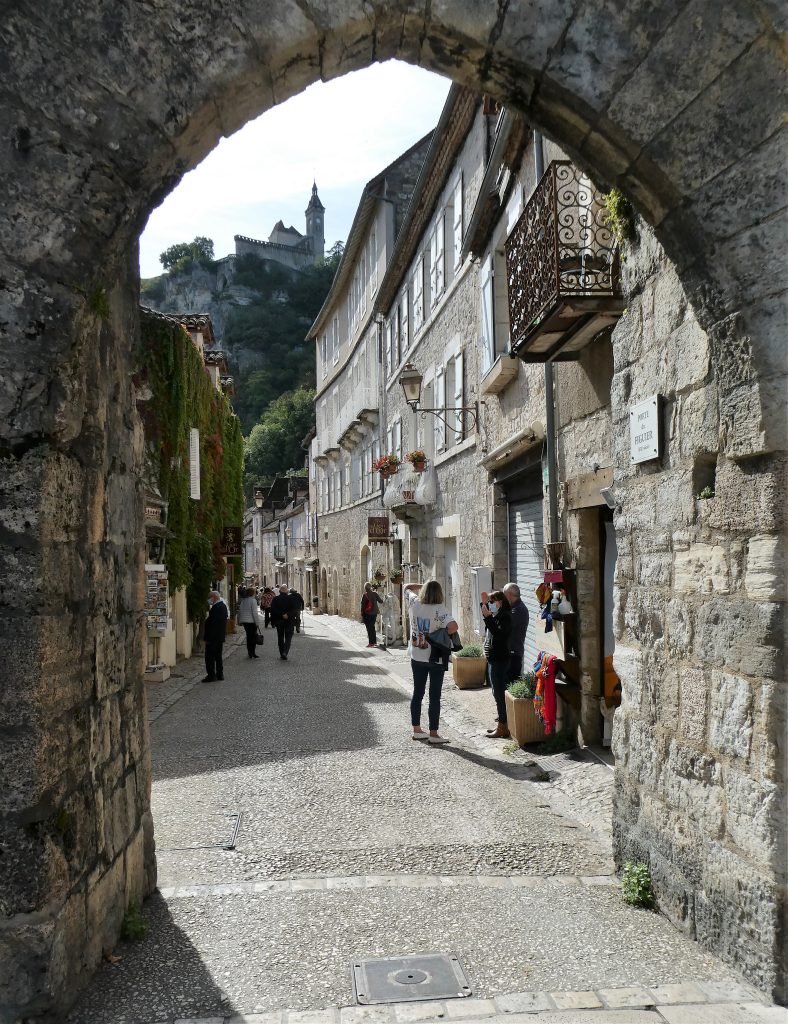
xmin=254 ymin=489 xmax=264 ymax=509
xmin=399 ymin=362 xmax=483 ymax=435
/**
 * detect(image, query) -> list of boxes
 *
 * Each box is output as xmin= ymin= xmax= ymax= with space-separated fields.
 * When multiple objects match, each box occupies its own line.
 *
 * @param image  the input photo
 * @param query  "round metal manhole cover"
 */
xmin=393 ymin=969 xmax=429 ymax=986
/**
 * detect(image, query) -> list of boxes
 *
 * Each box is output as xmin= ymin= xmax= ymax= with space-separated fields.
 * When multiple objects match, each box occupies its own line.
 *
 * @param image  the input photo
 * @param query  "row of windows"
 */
xmin=383 ymin=174 xmax=463 ymax=382
xmin=319 ymin=226 xmax=378 ymax=379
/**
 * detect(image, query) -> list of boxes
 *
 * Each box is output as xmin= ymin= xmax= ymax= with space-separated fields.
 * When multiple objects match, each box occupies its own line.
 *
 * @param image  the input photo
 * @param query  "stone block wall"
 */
xmin=0 ymin=262 xmax=156 ymax=1019
xmin=608 ymin=227 xmax=786 ymax=1000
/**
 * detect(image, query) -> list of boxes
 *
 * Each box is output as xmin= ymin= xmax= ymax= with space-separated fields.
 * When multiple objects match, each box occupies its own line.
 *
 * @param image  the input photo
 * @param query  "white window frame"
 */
xmin=453 ymin=174 xmax=463 ymax=270
xmin=400 ymin=288 xmax=409 ymax=354
xmin=434 ymin=366 xmax=446 ymax=453
xmin=320 ymin=334 xmax=328 ymax=379
xmin=369 ymin=225 xmax=378 ymax=295
xmin=429 ymin=214 xmax=445 ymax=304
xmin=480 ymin=253 xmax=495 ymax=374
xmin=413 ymin=256 xmax=424 ymax=334
xmin=332 ymin=316 xmax=340 ymax=364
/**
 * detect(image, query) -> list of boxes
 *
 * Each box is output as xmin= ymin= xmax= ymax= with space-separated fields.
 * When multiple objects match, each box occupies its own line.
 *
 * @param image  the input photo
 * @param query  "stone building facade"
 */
xmin=307 ymin=134 xmax=434 ymax=619
xmin=1 ymin=3 xmax=784 ymax=1018
xmin=322 ymin=89 xmax=786 ymax=999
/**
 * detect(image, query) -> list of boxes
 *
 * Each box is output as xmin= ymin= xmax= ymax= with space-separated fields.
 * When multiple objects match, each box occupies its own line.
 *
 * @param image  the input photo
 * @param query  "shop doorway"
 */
xmin=600 ymin=507 xmax=619 ymax=749
xmin=508 ymin=496 xmax=544 ymax=671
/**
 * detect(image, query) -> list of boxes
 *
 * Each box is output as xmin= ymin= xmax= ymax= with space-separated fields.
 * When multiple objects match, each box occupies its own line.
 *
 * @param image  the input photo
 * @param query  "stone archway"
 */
xmin=0 ymin=3 xmax=784 ymax=1017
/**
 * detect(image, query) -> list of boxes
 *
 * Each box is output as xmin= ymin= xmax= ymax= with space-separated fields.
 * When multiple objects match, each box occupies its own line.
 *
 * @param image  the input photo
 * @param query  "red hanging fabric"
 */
xmin=534 ymin=652 xmax=558 ymax=735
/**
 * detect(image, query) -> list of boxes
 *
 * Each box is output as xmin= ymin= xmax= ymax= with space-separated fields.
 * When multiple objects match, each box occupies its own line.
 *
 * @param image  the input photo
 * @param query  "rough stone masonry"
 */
xmin=0 ymin=1 xmax=784 ymax=1019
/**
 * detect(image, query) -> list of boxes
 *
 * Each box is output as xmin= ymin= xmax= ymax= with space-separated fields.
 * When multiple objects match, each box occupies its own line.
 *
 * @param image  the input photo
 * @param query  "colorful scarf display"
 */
xmin=533 ymin=650 xmax=558 ymax=735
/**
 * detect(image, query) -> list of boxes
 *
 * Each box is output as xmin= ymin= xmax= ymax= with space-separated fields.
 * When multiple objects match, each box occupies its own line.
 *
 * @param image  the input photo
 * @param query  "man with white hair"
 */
xmin=503 ymin=582 xmax=529 ymax=682
xmin=202 ymin=590 xmax=229 ymax=682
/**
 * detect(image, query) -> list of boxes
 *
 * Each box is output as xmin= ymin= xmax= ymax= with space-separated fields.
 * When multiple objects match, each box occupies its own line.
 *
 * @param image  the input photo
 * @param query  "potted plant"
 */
xmin=389 ymin=566 xmax=404 ymax=585
xmin=505 ymin=673 xmax=544 ymax=746
xmin=373 ymin=453 xmax=401 ymax=479
xmin=405 ymin=449 xmax=427 ymax=472
xmin=373 ymin=565 xmax=387 ymax=584
xmin=451 ymin=643 xmax=487 ymax=689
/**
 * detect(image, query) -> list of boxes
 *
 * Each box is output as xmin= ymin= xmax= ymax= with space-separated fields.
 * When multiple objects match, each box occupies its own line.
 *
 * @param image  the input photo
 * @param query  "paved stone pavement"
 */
xmin=66 ymin=615 xmax=782 ymax=1024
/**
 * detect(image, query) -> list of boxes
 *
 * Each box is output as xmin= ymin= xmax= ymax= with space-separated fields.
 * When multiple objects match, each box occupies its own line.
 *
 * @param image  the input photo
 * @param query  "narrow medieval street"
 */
xmin=66 ymin=620 xmax=777 ymax=1024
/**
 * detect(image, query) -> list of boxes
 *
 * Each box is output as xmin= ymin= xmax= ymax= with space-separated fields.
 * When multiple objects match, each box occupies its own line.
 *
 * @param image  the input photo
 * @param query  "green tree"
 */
xmin=244 ymin=387 xmax=315 ymax=488
xmin=160 ymin=236 xmax=215 ymax=274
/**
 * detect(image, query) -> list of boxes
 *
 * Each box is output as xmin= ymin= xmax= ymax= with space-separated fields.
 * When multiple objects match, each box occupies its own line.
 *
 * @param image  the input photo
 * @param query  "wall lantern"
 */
xmin=254 ymin=489 xmax=264 ymax=509
xmin=398 ymin=361 xmax=483 ymax=435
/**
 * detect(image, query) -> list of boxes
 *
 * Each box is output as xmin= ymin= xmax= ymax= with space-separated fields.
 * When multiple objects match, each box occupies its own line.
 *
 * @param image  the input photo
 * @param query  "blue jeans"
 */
xmin=488 ymin=660 xmax=509 ymax=723
xmin=410 ymin=660 xmax=446 ymax=730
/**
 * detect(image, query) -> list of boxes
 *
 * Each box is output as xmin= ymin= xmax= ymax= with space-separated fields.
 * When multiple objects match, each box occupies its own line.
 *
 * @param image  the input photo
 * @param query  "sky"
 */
xmin=139 ymin=62 xmax=453 ymax=279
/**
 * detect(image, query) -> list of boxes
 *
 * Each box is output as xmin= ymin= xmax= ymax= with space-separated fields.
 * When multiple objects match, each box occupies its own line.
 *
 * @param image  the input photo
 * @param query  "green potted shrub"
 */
xmin=505 ymin=672 xmax=544 ymax=746
xmin=389 ymin=566 xmax=404 ymax=585
xmin=451 ymin=643 xmax=487 ymax=689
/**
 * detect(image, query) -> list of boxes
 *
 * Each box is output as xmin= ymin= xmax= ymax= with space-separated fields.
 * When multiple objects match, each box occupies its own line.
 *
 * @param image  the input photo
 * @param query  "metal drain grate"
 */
xmin=157 ymin=812 xmax=242 ymax=852
xmin=352 ymin=953 xmax=472 ymax=1004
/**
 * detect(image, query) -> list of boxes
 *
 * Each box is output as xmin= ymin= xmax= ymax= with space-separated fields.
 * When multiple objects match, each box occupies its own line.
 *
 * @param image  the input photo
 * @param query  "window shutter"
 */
xmin=453 ymin=175 xmax=463 ymax=269
xmin=480 ymin=254 xmax=494 ymax=374
xmin=435 ymin=368 xmax=446 ymax=452
xmin=413 ymin=258 xmax=424 ymax=332
xmin=400 ymin=289 xmax=409 ymax=352
xmin=453 ymin=350 xmax=464 ymax=439
xmin=436 ymin=215 xmax=445 ymax=296
xmin=189 ymin=428 xmax=201 ymax=499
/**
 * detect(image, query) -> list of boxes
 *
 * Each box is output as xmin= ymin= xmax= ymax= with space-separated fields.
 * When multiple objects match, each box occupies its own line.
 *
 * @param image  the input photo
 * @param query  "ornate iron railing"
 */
xmin=505 ymin=161 xmax=620 ymax=357
xmin=274 ymin=546 xmax=287 ymax=562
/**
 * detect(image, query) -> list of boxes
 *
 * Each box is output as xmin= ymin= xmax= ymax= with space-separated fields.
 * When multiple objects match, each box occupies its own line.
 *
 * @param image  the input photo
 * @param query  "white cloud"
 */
xmin=139 ymin=61 xmax=451 ymax=278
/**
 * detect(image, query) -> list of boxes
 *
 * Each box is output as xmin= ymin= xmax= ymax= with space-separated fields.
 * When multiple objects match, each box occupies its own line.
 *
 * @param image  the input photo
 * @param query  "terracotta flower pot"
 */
xmin=451 ymin=655 xmax=487 ymax=689
xmin=505 ymin=690 xmax=545 ymax=746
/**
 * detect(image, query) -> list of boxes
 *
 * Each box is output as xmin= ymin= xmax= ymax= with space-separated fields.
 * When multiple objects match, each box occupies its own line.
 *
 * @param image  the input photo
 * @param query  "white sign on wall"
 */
xmin=630 ymin=395 xmax=661 ymax=464
xmin=189 ymin=428 xmax=201 ymax=499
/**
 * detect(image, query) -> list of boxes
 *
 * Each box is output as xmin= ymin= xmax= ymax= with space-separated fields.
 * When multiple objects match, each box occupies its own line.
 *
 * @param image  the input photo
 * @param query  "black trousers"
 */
xmin=410 ymin=660 xmax=446 ymax=730
xmin=242 ymin=622 xmax=257 ymax=657
xmin=276 ymin=621 xmax=294 ymax=656
xmin=508 ymin=653 xmax=523 ymax=682
xmin=264 ymin=608 xmax=271 ymax=627
xmin=488 ymin=659 xmax=509 ymax=722
xmin=362 ymin=613 xmax=377 ymax=644
xmin=205 ymin=640 xmax=224 ymax=680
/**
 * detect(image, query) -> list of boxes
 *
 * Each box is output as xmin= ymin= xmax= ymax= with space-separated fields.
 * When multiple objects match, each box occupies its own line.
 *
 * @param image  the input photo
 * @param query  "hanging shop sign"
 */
xmin=367 ymin=516 xmax=389 ymax=541
xmin=220 ymin=525 xmax=243 ymax=556
xmin=630 ymin=395 xmax=662 ymax=464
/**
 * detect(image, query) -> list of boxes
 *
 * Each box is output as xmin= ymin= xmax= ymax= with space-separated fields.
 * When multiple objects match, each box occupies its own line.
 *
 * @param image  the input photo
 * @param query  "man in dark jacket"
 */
xmin=203 ymin=590 xmax=229 ymax=682
xmin=504 ymin=582 xmax=529 ymax=681
xmin=289 ymin=588 xmax=305 ymax=633
xmin=270 ymin=584 xmax=296 ymax=660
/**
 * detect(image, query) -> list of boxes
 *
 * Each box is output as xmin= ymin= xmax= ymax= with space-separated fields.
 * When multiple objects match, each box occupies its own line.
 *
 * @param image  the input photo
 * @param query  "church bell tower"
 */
xmin=305 ymin=182 xmax=325 ymax=264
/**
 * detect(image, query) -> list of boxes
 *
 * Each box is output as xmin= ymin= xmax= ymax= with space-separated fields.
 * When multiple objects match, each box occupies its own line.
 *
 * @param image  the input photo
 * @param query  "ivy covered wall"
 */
xmin=137 ymin=309 xmax=244 ymax=619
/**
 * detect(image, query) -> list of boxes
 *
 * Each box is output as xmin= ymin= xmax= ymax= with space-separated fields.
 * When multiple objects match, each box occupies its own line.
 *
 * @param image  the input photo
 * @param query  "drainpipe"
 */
xmin=534 ymin=131 xmax=560 ymax=544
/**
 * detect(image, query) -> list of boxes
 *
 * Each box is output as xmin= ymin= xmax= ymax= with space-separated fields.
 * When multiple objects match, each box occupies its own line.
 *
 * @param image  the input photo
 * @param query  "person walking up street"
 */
xmin=503 ymin=583 xmax=529 ymax=683
xmin=271 ymin=584 xmax=295 ymax=660
xmin=404 ymin=581 xmax=458 ymax=744
xmin=360 ymin=581 xmax=383 ymax=647
xmin=202 ymin=590 xmax=229 ymax=682
xmin=259 ymin=586 xmax=274 ymax=628
xmin=481 ymin=590 xmax=513 ymax=738
xmin=237 ymin=587 xmax=261 ymax=659
xmin=289 ymin=588 xmax=305 ymax=633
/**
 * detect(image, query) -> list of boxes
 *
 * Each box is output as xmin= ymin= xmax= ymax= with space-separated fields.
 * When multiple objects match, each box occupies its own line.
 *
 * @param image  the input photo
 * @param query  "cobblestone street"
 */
xmin=68 ymin=616 xmax=781 ymax=1024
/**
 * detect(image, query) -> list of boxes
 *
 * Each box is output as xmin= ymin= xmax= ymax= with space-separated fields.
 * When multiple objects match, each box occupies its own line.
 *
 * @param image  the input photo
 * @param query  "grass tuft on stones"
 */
xmin=602 ymin=188 xmax=636 ymax=245
xmin=121 ymin=901 xmax=149 ymax=941
xmin=621 ymin=862 xmax=656 ymax=909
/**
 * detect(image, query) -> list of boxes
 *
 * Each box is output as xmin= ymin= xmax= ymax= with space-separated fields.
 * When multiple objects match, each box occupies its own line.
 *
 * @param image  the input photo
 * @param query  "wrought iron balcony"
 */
xmin=505 ymin=161 xmax=623 ymax=362
xmin=274 ymin=546 xmax=287 ymax=562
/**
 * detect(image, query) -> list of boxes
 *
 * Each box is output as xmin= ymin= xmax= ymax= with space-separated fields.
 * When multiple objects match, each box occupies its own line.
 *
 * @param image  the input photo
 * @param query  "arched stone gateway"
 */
xmin=0 ymin=3 xmax=784 ymax=1017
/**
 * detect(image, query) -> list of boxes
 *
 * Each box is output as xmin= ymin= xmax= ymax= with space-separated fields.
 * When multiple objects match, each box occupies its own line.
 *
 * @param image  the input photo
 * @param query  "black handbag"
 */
xmin=255 ymin=631 xmax=265 ymax=645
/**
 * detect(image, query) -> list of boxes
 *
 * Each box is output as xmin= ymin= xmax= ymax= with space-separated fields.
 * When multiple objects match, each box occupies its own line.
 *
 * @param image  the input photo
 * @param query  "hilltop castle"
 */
xmin=232 ymin=182 xmax=325 ymax=271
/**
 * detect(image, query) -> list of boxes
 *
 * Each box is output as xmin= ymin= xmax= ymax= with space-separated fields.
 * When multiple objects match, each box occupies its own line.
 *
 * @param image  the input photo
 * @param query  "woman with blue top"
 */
xmin=404 ymin=581 xmax=459 ymax=744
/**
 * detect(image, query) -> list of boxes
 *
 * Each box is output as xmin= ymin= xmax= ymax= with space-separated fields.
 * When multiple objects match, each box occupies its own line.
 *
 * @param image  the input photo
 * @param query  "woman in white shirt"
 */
xmin=404 ymin=581 xmax=459 ymax=744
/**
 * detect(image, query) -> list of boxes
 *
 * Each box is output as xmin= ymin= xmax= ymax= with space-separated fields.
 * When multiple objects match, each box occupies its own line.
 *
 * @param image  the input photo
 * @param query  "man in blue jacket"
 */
xmin=203 ymin=590 xmax=229 ymax=682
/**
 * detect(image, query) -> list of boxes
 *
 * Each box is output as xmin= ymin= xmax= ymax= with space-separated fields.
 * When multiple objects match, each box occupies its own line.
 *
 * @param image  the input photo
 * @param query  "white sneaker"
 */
xmin=428 ymin=734 xmax=450 ymax=745
xmin=411 ymin=731 xmax=429 ymax=741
